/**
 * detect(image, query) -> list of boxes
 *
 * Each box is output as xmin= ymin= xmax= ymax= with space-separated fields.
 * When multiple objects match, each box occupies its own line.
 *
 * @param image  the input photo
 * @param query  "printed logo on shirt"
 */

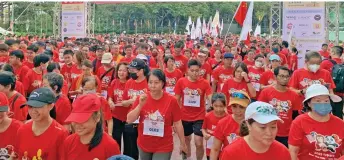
xmin=101 ymin=76 xmax=111 ymax=85
xmin=128 ymin=89 xmax=146 ymax=99
xmin=269 ymin=98 xmax=291 ymax=118
xmin=227 ymin=133 xmax=238 ymax=144
xmin=229 ymin=88 xmax=247 ymax=95
xmin=248 ymin=72 xmax=261 ymax=81
xmin=268 ymin=78 xmax=276 ymax=85
xmin=0 ymin=145 xmax=16 ymax=160
xmin=32 ymin=80 xmax=42 ymax=87
xmin=166 ymin=77 xmax=177 ymax=86
xmin=21 ymin=149 xmax=43 ymax=160
xmin=183 ymin=88 xmax=201 ymax=96
xmin=306 ymin=131 xmax=342 ymax=154
xmin=114 ymin=89 xmax=124 ymax=102
xmin=219 ymin=74 xmax=232 ymax=82
xmin=71 ymin=73 xmax=79 ymax=79
xmin=199 ymin=69 xmax=206 ymax=77
xmin=300 ymin=78 xmax=326 ymax=88
xmin=175 ymin=61 xmax=183 ymax=68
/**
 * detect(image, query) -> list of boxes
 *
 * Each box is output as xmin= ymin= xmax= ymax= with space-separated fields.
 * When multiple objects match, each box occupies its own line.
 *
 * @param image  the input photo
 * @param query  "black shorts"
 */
xmin=182 ymin=120 xmax=203 ymax=137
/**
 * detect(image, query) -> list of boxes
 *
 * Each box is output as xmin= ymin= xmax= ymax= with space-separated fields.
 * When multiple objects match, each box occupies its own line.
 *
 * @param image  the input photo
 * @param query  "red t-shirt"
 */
xmin=280 ymin=48 xmax=290 ymax=59
xmin=120 ymin=56 xmax=134 ymax=63
xmin=231 ymin=55 xmax=242 ymax=67
xmin=23 ymin=69 xmax=43 ymax=95
xmin=132 ymin=92 xmax=181 ymax=153
xmin=248 ymin=66 xmax=265 ymax=98
xmin=258 ymin=87 xmax=302 ymax=137
xmin=13 ymin=65 xmax=30 ymax=83
xmin=173 ymin=54 xmax=189 ymax=74
xmin=8 ymin=93 xmax=27 ymax=121
xmin=15 ymin=120 xmax=68 ymax=159
xmin=221 ymin=78 xmax=251 ymax=111
xmin=320 ymin=58 xmax=343 ymax=73
xmin=213 ymin=115 xmax=240 ymax=149
xmin=0 ymin=56 xmax=9 ymax=65
xmin=174 ymin=77 xmax=212 ymax=121
xmin=164 ymin=69 xmax=183 ymax=95
xmin=55 ymin=94 xmax=72 ymax=125
xmin=243 ymin=59 xmax=255 ymax=68
xmin=202 ymin=111 xmax=227 ymax=156
xmin=288 ymin=114 xmax=344 ymax=160
xmin=100 ymin=96 xmax=112 ymax=122
xmin=122 ymin=79 xmax=148 ymax=101
xmin=0 ymin=119 xmax=23 ymax=152
xmin=108 ymin=79 xmax=128 ymax=121
xmin=96 ymin=66 xmax=116 ymax=97
xmin=70 ymin=65 xmax=82 ymax=85
xmin=62 ymin=133 xmax=120 ymax=160
xmin=289 ymin=54 xmax=298 ymax=71
xmin=200 ymin=62 xmax=212 ymax=79
xmin=319 ymin=50 xmax=330 ymax=59
xmin=221 ymin=138 xmax=291 ymax=160
xmin=208 ymin=59 xmax=223 ymax=70
xmin=15 ymin=81 xmax=25 ymax=96
xmin=61 ymin=63 xmax=75 ymax=85
xmin=212 ymin=66 xmax=234 ymax=92
xmin=273 ymin=53 xmax=288 ymax=66
xmin=23 ymin=61 xmax=34 ymax=69
xmin=259 ymin=70 xmax=276 ymax=86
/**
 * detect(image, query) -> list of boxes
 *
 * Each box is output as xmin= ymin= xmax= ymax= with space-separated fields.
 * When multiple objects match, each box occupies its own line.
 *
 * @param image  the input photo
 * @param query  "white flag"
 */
xmin=254 ymin=24 xmax=261 ymax=36
xmin=239 ymin=2 xmax=254 ymax=41
xmin=211 ymin=10 xmax=220 ymax=37
xmin=191 ymin=22 xmax=196 ymax=39
xmin=202 ymin=18 xmax=207 ymax=36
xmin=185 ymin=16 xmax=192 ymax=35
xmin=196 ymin=17 xmax=202 ymax=38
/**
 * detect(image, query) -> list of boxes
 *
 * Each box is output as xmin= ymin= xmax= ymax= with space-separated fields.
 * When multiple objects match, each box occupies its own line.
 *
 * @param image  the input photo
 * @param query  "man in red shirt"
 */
xmin=23 ymin=45 xmax=38 ymax=69
xmin=174 ymin=59 xmax=212 ymax=160
xmin=320 ymin=46 xmax=343 ymax=72
xmin=212 ymin=53 xmax=234 ymax=92
xmin=9 ymin=50 xmax=30 ymax=83
xmin=319 ymin=43 xmax=330 ymax=59
xmin=120 ymin=44 xmax=134 ymax=63
xmin=61 ymin=49 xmax=75 ymax=88
xmin=96 ymin=53 xmax=116 ymax=99
xmin=280 ymin=41 xmax=290 ymax=59
xmin=0 ymin=43 xmax=9 ymax=66
xmin=271 ymin=42 xmax=288 ymax=67
xmin=197 ymin=48 xmax=211 ymax=82
xmin=0 ymin=72 xmax=28 ymax=122
xmin=173 ymin=41 xmax=189 ymax=75
xmin=92 ymin=45 xmax=105 ymax=74
xmin=259 ymin=66 xmax=302 ymax=147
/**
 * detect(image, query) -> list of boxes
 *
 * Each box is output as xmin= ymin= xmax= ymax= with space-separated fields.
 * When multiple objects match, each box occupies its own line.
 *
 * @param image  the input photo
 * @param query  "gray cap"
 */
xmin=22 ymin=87 xmax=56 ymax=108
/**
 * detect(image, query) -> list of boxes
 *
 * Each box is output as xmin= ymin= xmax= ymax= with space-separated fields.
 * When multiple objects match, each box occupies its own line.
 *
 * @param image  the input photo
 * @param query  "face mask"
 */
xmin=313 ymin=103 xmax=332 ymax=116
xmin=272 ymin=48 xmax=279 ymax=53
xmin=130 ymin=72 xmax=138 ymax=80
xmin=255 ymin=61 xmax=263 ymax=68
xmin=308 ymin=64 xmax=320 ymax=73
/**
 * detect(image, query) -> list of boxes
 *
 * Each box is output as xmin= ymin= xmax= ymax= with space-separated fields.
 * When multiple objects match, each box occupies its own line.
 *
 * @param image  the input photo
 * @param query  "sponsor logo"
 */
xmin=298 ymin=16 xmax=312 ymax=20
xmin=314 ymin=14 xmax=321 ymax=21
xmin=299 ymin=24 xmax=309 ymax=27
xmin=313 ymin=23 xmax=321 ymax=29
xmin=287 ymin=23 xmax=293 ymax=29
xmin=286 ymin=16 xmax=296 ymax=20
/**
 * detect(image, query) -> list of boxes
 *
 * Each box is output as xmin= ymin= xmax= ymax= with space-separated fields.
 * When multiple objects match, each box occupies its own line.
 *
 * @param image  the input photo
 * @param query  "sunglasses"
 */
xmin=231 ymin=92 xmax=249 ymax=99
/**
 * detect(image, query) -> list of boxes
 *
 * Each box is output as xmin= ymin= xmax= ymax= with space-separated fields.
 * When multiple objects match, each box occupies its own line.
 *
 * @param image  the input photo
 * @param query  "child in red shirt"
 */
xmin=202 ymin=93 xmax=228 ymax=159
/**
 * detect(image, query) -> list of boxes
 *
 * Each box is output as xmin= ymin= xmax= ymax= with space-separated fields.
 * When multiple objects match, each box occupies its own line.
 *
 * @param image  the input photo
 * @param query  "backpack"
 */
xmin=332 ymin=63 xmax=344 ymax=93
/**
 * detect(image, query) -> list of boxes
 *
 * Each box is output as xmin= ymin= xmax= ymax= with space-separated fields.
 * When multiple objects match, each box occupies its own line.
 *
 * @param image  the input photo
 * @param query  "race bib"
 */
xmin=143 ymin=119 xmax=164 ymax=137
xmin=183 ymin=95 xmax=201 ymax=107
xmin=206 ymin=136 xmax=214 ymax=149
xmin=165 ymin=86 xmax=175 ymax=95
xmin=252 ymin=82 xmax=261 ymax=92
xmin=101 ymin=90 xmax=108 ymax=99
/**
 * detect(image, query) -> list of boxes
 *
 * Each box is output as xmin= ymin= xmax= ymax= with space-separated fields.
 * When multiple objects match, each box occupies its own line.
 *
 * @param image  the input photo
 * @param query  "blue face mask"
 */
xmin=313 ymin=103 xmax=332 ymax=116
xmin=272 ymin=48 xmax=279 ymax=53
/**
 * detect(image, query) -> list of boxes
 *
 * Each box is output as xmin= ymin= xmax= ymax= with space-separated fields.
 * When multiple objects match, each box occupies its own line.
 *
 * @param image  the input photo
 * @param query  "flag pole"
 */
xmin=225 ymin=2 xmax=242 ymax=39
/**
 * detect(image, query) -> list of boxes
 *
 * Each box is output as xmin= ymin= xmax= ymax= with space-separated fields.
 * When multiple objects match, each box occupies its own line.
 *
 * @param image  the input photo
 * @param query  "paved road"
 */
xmin=171 ymin=134 xmax=207 ymax=160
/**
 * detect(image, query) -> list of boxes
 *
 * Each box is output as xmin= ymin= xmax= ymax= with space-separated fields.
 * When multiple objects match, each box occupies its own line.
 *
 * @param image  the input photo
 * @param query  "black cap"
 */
xmin=224 ymin=53 xmax=234 ymax=59
xmin=22 ymin=87 xmax=56 ymax=108
xmin=129 ymin=58 xmax=146 ymax=70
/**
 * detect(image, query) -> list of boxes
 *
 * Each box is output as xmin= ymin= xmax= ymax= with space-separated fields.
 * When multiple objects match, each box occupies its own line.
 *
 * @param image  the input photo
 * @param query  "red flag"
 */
xmin=234 ymin=2 xmax=248 ymax=27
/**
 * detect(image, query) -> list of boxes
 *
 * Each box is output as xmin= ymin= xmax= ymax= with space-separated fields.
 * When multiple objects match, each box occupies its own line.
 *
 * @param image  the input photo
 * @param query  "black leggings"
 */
xmin=112 ymin=117 xmax=126 ymax=150
xmin=123 ymin=123 xmax=139 ymax=160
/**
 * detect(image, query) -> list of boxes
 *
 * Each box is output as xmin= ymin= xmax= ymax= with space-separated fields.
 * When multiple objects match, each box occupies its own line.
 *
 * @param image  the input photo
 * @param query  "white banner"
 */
xmin=61 ymin=2 xmax=86 ymax=39
xmin=282 ymin=2 xmax=325 ymax=69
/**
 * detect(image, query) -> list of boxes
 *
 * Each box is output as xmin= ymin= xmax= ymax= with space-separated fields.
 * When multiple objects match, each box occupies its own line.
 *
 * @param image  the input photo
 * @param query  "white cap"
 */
xmin=303 ymin=84 xmax=342 ymax=104
xmin=101 ymin=53 xmax=113 ymax=64
xmin=245 ymin=101 xmax=283 ymax=124
xmin=136 ymin=54 xmax=148 ymax=61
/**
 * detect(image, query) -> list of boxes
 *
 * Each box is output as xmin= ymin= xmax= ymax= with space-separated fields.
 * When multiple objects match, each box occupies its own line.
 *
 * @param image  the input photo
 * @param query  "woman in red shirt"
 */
xmin=221 ymin=62 xmax=256 ymax=109
xmin=289 ymin=47 xmax=298 ymax=72
xmin=289 ymin=84 xmax=344 ymax=160
xmin=208 ymin=49 xmax=223 ymax=70
xmin=127 ymin=69 xmax=187 ymax=160
xmin=220 ymin=101 xmax=291 ymax=160
xmin=15 ymin=87 xmax=69 ymax=159
xmin=63 ymin=94 xmax=120 ymax=160
xmin=210 ymin=91 xmax=251 ymax=160
xmin=108 ymin=62 xmax=130 ymax=151
xmin=202 ymin=93 xmax=228 ymax=160
xmin=163 ymin=55 xmax=183 ymax=95
xmin=0 ymin=92 xmax=23 ymax=158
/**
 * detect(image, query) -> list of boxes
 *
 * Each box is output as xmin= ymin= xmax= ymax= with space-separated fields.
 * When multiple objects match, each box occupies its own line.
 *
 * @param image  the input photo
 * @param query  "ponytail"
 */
xmin=88 ymin=111 xmax=103 ymax=151
xmin=239 ymin=119 xmax=255 ymax=137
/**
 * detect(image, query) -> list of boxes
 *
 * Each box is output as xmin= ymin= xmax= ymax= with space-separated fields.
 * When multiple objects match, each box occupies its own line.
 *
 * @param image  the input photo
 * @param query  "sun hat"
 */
xmin=245 ymin=101 xmax=283 ymax=124
xmin=228 ymin=91 xmax=251 ymax=107
xmin=303 ymin=84 xmax=342 ymax=104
